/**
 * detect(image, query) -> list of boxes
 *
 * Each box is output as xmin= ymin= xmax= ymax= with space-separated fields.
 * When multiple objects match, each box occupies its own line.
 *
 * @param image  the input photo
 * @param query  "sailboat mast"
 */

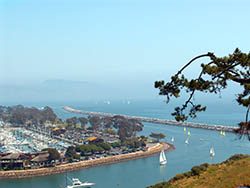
xmin=65 ymin=172 xmax=67 ymax=187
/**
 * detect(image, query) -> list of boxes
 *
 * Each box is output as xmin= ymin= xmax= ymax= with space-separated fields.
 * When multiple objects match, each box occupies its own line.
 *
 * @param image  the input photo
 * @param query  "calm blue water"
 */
xmin=1 ymin=100 xmax=249 ymax=188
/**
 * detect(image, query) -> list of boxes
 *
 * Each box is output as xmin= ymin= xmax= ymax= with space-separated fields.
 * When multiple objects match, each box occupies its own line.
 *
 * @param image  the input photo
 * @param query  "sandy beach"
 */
xmin=0 ymin=142 xmax=174 ymax=179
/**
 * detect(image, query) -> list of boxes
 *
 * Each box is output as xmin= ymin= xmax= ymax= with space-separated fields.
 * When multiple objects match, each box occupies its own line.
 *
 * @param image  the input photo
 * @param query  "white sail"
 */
xmin=159 ymin=150 xmax=167 ymax=165
xmin=185 ymin=137 xmax=189 ymax=144
xmin=171 ymin=137 xmax=174 ymax=142
xmin=210 ymin=147 xmax=215 ymax=157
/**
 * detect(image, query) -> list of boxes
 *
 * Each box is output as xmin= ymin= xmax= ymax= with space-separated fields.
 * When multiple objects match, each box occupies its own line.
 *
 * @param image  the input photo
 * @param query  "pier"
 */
xmin=63 ymin=106 xmax=238 ymax=133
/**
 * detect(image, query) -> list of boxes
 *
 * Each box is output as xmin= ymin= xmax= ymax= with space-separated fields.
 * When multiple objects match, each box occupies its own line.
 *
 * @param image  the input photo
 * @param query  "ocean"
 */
xmin=0 ymin=99 xmax=249 ymax=188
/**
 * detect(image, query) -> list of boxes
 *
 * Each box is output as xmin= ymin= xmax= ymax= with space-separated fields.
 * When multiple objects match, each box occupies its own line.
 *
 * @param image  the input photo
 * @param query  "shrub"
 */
xmin=226 ymin=154 xmax=249 ymax=162
xmin=172 ymin=173 xmax=185 ymax=181
xmin=183 ymin=171 xmax=192 ymax=178
xmin=191 ymin=163 xmax=208 ymax=176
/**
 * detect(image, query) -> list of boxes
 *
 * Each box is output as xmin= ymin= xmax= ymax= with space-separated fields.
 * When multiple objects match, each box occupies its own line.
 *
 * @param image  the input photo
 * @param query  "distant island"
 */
xmin=0 ymin=105 xmax=173 ymax=179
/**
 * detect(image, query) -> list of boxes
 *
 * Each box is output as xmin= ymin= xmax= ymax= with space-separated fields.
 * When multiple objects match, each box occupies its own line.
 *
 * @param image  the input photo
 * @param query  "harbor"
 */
xmin=0 ymin=125 xmax=70 ymax=154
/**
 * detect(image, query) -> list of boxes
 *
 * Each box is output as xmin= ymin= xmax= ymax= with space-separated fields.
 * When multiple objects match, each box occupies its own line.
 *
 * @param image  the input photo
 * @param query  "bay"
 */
xmin=1 ymin=100 xmax=249 ymax=188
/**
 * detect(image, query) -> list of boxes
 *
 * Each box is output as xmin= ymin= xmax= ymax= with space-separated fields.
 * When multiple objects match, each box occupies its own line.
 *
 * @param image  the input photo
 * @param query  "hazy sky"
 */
xmin=0 ymin=0 xmax=249 ymax=101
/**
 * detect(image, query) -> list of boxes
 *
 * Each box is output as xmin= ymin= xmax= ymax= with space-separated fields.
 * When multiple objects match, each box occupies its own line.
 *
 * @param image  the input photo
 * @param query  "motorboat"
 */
xmin=66 ymin=178 xmax=95 ymax=188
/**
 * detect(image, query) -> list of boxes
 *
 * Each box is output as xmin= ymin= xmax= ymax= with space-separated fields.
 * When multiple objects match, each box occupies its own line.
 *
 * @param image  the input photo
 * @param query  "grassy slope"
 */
xmin=149 ymin=155 xmax=250 ymax=188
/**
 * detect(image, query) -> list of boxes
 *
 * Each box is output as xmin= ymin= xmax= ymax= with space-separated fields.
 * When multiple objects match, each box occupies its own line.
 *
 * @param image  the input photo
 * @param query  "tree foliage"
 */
xmin=149 ymin=132 xmax=166 ymax=142
xmin=155 ymin=48 xmax=250 ymax=140
xmin=66 ymin=117 xmax=78 ymax=126
xmin=113 ymin=115 xmax=144 ymax=141
xmin=0 ymin=105 xmax=57 ymax=125
xmin=88 ymin=115 xmax=102 ymax=131
xmin=78 ymin=117 xmax=88 ymax=129
xmin=42 ymin=148 xmax=60 ymax=162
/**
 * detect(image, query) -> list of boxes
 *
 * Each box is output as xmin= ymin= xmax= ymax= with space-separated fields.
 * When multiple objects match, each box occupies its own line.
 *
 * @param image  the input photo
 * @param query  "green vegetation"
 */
xmin=148 ymin=154 xmax=250 ymax=188
xmin=149 ymin=132 xmax=166 ymax=142
xmin=155 ymin=49 xmax=250 ymax=139
xmin=65 ymin=142 xmax=112 ymax=159
xmin=123 ymin=137 xmax=146 ymax=149
xmin=42 ymin=148 xmax=60 ymax=162
xmin=0 ymin=105 xmax=57 ymax=125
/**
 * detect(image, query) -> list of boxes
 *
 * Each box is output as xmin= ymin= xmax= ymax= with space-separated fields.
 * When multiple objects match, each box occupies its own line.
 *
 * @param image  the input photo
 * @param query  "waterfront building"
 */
xmin=0 ymin=153 xmax=29 ymax=169
xmin=30 ymin=151 xmax=50 ymax=167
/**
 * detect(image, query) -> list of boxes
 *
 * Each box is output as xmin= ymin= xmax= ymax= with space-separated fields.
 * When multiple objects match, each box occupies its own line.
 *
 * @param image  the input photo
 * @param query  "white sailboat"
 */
xmin=185 ymin=137 xmax=189 ymax=144
xmin=220 ymin=130 xmax=226 ymax=136
xmin=171 ymin=137 xmax=174 ymax=142
xmin=209 ymin=147 xmax=215 ymax=157
xmin=159 ymin=150 xmax=167 ymax=165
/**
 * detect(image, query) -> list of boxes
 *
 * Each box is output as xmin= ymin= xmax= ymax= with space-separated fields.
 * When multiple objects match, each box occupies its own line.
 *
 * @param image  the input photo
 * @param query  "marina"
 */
xmin=0 ymin=126 xmax=70 ymax=154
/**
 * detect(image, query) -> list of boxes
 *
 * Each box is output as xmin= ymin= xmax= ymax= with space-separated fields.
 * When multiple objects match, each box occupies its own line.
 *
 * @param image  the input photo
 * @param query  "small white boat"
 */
xmin=185 ymin=137 xmax=189 ymax=144
xmin=187 ymin=130 xmax=191 ymax=136
xmin=159 ymin=150 xmax=167 ymax=165
xmin=66 ymin=178 xmax=95 ymax=188
xmin=171 ymin=137 xmax=174 ymax=142
xmin=210 ymin=147 xmax=215 ymax=157
xmin=220 ymin=130 xmax=226 ymax=136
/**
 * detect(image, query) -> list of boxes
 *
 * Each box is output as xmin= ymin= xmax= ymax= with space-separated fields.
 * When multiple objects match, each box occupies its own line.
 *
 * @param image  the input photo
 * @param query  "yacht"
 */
xmin=66 ymin=178 xmax=95 ymax=188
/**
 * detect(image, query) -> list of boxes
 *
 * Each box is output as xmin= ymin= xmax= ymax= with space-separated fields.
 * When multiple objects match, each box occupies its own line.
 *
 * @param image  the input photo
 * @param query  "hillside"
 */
xmin=148 ymin=154 xmax=250 ymax=188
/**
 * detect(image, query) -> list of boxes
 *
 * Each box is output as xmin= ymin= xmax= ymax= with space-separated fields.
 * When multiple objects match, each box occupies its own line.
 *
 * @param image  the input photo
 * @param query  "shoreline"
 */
xmin=0 ymin=142 xmax=174 ymax=180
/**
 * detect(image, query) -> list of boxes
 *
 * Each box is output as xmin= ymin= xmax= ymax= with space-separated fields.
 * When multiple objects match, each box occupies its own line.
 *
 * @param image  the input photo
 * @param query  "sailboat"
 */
xmin=171 ymin=137 xmax=174 ymax=142
xmin=184 ymin=127 xmax=186 ymax=133
xmin=185 ymin=137 xmax=189 ymax=144
xmin=209 ymin=147 xmax=215 ymax=157
xmin=159 ymin=150 xmax=167 ymax=165
xmin=220 ymin=130 xmax=226 ymax=136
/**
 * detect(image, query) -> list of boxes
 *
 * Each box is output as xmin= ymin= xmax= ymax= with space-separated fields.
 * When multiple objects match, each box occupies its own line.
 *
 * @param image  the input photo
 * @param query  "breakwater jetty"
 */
xmin=63 ymin=106 xmax=238 ymax=133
